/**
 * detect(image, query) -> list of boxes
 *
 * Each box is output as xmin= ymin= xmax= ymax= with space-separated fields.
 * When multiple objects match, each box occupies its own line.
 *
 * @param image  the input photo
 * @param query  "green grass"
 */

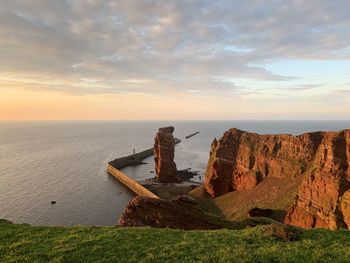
xmin=1 ymin=219 xmax=350 ymax=263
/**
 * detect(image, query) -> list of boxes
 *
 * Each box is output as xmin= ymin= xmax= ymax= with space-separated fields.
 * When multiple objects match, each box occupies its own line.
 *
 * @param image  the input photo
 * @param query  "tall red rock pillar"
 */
xmin=154 ymin=126 xmax=179 ymax=183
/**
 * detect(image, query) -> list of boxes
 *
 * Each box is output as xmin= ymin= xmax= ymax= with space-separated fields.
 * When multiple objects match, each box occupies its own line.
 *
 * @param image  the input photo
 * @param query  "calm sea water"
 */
xmin=1 ymin=120 xmax=349 ymax=226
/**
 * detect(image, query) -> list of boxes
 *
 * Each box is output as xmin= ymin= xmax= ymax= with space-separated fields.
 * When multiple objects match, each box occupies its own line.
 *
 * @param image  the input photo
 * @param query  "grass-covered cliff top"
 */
xmin=1 ymin=219 xmax=350 ymax=263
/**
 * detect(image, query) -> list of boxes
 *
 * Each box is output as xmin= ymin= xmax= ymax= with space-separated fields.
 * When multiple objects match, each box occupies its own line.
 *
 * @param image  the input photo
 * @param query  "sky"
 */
xmin=0 ymin=0 xmax=349 ymax=120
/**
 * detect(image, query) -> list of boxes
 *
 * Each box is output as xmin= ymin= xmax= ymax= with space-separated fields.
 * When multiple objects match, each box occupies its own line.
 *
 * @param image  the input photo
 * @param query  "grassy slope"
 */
xmin=214 ymin=176 xmax=303 ymax=221
xmin=1 ymin=219 xmax=350 ymax=263
xmin=190 ymin=176 xmax=302 ymax=222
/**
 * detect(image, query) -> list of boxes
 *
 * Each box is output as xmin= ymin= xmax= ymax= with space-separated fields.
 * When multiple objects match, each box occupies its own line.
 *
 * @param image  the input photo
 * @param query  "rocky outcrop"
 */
xmin=154 ymin=126 xmax=180 ymax=183
xmin=119 ymin=195 xmax=220 ymax=230
xmin=204 ymin=128 xmax=350 ymax=229
xmin=119 ymin=195 xmax=273 ymax=230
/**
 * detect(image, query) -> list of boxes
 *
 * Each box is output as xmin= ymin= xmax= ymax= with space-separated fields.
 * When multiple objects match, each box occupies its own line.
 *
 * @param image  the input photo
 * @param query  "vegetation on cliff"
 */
xmin=1 ymin=219 xmax=350 ymax=263
xmin=204 ymin=128 xmax=350 ymax=229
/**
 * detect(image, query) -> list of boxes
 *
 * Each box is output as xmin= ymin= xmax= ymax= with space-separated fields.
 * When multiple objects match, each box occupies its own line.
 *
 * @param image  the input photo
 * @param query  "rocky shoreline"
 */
xmin=110 ymin=126 xmax=350 ymax=231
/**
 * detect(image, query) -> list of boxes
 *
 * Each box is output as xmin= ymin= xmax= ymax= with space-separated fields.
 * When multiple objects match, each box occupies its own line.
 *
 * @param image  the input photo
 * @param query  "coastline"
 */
xmin=2 ymin=120 xmax=350 ymax=227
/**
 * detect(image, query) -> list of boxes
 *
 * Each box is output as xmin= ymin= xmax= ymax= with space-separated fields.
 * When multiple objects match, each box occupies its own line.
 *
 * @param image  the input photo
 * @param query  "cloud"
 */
xmin=0 ymin=0 xmax=349 ymax=96
xmin=285 ymin=84 xmax=323 ymax=91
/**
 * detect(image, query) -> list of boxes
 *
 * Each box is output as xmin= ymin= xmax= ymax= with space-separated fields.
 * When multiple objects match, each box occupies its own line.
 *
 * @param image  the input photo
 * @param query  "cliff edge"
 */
xmin=204 ymin=128 xmax=350 ymax=229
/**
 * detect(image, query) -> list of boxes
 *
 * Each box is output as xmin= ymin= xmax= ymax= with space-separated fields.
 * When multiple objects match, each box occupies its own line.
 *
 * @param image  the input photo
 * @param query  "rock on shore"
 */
xmin=204 ymin=128 xmax=350 ymax=229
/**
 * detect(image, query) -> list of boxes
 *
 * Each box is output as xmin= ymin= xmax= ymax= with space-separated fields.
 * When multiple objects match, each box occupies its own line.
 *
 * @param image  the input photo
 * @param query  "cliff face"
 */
xmin=204 ymin=128 xmax=350 ymax=229
xmin=154 ymin=126 xmax=179 ymax=183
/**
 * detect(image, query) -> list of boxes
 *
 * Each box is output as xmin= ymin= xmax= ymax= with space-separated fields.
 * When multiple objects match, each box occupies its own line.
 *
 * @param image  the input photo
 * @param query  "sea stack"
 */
xmin=154 ymin=126 xmax=180 ymax=183
xmin=204 ymin=128 xmax=350 ymax=230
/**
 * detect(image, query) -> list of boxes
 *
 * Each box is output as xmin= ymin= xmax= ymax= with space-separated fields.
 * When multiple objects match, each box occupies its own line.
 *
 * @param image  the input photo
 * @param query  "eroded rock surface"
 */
xmin=154 ymin=126 xmax=179 ymax=183
xmin=119 ymin=195 xmax=272 ymax=230
xmin=204 ymin=128 xmax=350 ymax=229
xmin=119 ymin=195 xmax=224 ymax=230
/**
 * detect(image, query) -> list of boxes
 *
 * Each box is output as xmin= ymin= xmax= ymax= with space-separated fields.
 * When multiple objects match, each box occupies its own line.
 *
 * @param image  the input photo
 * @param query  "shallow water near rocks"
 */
xmin=1 ymin=120 xmax=349 ymax=226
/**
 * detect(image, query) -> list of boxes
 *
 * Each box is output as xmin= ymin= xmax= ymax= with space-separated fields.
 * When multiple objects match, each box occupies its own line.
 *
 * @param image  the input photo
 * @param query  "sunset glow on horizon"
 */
xmin=1 ymin=1 xmax=350 ymax=121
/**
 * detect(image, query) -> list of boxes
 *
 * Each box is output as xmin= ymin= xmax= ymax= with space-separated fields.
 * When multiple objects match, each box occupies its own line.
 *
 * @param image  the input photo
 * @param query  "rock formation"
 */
xmin=119 ymin=195 xmax=272 ymax=230
xmin=119 ymin=195 xmax=218 ymax=230
xmin=154 ymin=126 xmax=180 ymax=183
xmin=204 ymin=128 xmax=350 ymax=229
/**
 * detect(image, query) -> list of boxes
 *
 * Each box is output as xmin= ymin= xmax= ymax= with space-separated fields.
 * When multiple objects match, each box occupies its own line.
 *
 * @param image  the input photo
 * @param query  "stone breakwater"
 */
xmin=108 ymin=148 xmax=154 ymax=169
xmin=107 ymin=164 xmax=159 ymax=198
xmin=185 ymin=131 xmax=200 ymax=139
xmin=107 ymin=148 xmax=157 ymax=198
xmin=204 ymin=128 xmax=350 ymax=230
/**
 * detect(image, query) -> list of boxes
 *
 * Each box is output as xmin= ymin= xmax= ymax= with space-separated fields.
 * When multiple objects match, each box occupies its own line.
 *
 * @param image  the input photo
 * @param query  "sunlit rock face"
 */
xmin=154 ymin=126 xmax=179 ymax=183
xmin=204 ymin=128 xmax=350 ymax=229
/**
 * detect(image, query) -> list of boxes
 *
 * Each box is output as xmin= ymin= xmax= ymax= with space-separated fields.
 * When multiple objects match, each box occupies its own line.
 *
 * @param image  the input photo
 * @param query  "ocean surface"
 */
xmin=1 ymin=120 xmax=350 ymax=226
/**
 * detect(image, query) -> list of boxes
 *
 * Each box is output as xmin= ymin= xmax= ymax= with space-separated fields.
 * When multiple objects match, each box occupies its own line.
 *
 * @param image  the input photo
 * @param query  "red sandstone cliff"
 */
xmin=204 ymin=128 xmax=350 ymax=229
xmin=154 ymin=126 xmax=180 ymax=183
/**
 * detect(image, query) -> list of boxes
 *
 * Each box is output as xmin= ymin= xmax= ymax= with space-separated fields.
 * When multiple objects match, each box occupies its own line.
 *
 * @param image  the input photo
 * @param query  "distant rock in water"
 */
xmin=204 ymin=128 xmax=350 ymax=230
xmin=154 ymin=126 xmax=180 ymax=183
xmin=176 ymin=168 xmax=199 ymax=181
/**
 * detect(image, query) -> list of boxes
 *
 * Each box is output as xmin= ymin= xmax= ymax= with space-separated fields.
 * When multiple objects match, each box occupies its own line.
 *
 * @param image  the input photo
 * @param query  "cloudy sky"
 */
xmin=0 ymin=0 xmax=349 ymax=120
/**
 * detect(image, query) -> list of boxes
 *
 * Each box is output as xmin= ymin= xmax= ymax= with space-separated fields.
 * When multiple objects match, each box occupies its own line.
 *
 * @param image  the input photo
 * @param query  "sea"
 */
xmin=1 ymin=120 xmax=350 ymax=226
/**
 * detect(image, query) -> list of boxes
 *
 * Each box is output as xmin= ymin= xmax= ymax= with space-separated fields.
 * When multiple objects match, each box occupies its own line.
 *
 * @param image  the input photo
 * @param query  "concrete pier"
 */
xmin=107 ymin=164 xmax=159 ymax=199
xmin=108 ymin=148 xmax=154 ymax=170
xmin=185 ymin=131 xmax=200 ymax=139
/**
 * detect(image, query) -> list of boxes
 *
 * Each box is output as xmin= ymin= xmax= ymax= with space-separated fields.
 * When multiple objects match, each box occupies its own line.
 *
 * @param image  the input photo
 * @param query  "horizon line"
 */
xmin=1 ymin=119 xmax=350 ymax=122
